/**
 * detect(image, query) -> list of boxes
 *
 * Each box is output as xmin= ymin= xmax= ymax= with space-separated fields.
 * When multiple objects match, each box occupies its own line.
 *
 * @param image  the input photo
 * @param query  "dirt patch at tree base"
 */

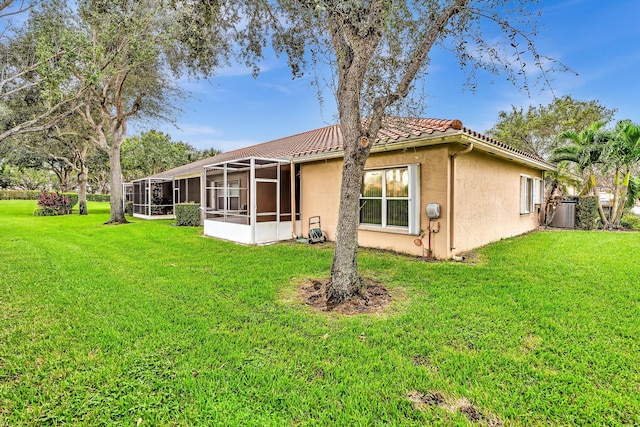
xmin=298 ymin=278 xmax=391 ymax=315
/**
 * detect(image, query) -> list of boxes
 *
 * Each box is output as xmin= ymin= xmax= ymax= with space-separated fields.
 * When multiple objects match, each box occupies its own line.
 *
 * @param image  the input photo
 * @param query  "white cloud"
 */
xmin=175 ymin=124 xmax=221 ymax=136
xmin=258 ymin=82 xmax=291 ymax=94
xmin=191 ymin=138 xmax=260 ymax=152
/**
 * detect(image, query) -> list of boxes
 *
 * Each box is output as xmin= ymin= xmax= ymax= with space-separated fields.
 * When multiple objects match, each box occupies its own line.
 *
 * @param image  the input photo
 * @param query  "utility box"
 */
xmin=426 ymin=203 xmax=440 ymax=219
xmin=550 ymin=199 xmax=576 ymax=229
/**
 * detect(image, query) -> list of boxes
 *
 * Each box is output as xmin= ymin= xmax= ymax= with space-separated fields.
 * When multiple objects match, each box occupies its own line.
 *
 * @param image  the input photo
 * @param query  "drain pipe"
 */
xmin=449 ymin=143 xmax=474 ymax=256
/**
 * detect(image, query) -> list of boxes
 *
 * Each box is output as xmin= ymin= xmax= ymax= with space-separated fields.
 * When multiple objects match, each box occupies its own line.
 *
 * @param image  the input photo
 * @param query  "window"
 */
xmin=532 ymin=178 xmax=543 ymax=205
xmin=521 ymin=175 xmax=545 ymax=214
xmin=359 ymin=165 xmax=420 ymax=233
xmin=215 ymin=179 xmax=240 ymax=210
xmin=520 ymin=175 xmax=535 ymax=214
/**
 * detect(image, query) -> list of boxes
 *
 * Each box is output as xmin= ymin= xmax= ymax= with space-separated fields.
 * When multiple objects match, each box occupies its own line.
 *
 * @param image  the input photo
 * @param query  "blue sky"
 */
xmin=156 ymin=0 xmax=640 ymax=152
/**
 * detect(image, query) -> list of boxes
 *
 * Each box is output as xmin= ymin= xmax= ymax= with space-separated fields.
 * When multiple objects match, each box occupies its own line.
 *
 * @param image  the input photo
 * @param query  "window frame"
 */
xmin=520 ymin=175 xmax=535 ymax=214
xmin=532 ymin=177 xmax=544 ymax=205
xmin=359 ymin=164 xmax=420 ymax=234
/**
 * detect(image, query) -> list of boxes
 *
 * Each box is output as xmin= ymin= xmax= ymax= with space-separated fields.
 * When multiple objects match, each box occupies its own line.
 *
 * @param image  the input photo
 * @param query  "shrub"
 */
xmin=61 ymin=192 xmax=78 ymax=209
xmin=125 ymin=201 xmax=133 ymax=216
xmin=35 ymin=191 xmax=71 ymax=216
xmin=175 ymin=203 xmax=201 ymax=226
xmin=576 ymin=196 xmax=599 ymax=230
xmin=620 ymin=212 xmax=640 ymax=230
xmin=33 ymin=207 xmax=59 ymax=216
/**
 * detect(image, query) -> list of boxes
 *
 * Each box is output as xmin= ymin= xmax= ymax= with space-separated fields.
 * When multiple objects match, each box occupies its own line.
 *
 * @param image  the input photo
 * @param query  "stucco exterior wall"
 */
xmin=300 ymin=145 xmax=451 ymax=258
xmin=451 ymin=149 xmax=543 ymax=255
xmin=300 ymin=142 xmax=546 ymax=258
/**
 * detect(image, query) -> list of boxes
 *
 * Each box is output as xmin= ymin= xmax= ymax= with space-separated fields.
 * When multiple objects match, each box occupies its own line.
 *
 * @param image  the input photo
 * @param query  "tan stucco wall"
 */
xmin=300 ymin=142 xmax=546 ymax=258
xmin=300 ymin=145 xmax=451 ymax=258
xmin=452 ymin=149 xmax=543 ymax=255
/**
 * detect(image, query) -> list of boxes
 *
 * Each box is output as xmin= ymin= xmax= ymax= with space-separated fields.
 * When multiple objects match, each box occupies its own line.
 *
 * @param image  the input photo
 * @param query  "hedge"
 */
xmin=0 ymin=190 xmax=41 ymax=200
xmin=0 ymin=190 xmax=110 ymax=203
xmin=576 ymin=196 xmax=599 ymax=230
xmin=175 ymin=203 xmax=201 ymax=226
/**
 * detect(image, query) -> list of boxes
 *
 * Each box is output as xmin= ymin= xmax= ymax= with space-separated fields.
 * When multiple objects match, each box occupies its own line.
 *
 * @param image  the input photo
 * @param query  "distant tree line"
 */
xmin=0 ymin=130 xmax=220 ymax=192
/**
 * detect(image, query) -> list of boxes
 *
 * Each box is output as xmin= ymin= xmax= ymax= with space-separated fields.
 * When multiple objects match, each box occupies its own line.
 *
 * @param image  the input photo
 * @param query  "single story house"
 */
xmin=127 ymin=117 xmax=553 ymax=259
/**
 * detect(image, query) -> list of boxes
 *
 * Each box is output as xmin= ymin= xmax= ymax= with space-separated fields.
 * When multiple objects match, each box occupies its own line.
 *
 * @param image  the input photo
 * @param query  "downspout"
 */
xmin=449 ymin=143 xmax=474 ymax=256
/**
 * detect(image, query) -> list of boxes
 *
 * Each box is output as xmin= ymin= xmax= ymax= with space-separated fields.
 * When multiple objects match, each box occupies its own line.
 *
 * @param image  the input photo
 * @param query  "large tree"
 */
xmin=44 ymin=118 xmax=97 ymax=214
xmin=121 ymin=130 xmax=219 ymax=181
xmin=258 ymin=0 xmax=565 ymax=306
xmin=486 ymin=95 xmax=616 ymax=159
xmin=19 ymin=0 xmax=267 ymax=224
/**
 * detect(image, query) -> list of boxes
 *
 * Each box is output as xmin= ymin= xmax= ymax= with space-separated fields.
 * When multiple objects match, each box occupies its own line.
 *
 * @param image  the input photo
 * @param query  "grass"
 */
xmin=1 ymin=200 xmax=639 ymax=426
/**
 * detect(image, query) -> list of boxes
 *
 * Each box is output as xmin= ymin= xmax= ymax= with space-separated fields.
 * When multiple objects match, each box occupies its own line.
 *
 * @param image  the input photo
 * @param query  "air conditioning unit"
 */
xmin=426 ymin=203 xmax=440 ymax=219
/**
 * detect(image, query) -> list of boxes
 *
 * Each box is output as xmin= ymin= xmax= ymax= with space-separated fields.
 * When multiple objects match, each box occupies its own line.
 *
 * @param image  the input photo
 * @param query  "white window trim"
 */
xmin=533 ymin=177 xmax=544 ymax=205
xmin=520 ymin=175 xmax=534 ymax=214
xmin=359 ymin=164 xmax=420 ymax=235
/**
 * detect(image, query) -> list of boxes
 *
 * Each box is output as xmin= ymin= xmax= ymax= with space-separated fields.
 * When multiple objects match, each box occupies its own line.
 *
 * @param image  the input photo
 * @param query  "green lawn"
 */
xmin=1 ymin=200 xmax=639 ymax=426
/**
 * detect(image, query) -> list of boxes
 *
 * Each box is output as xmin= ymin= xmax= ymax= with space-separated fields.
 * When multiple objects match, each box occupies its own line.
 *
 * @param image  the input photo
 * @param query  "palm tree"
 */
xmin=550 ymin=121 xmax=610 ymax=227
xmin=605 ymin=120 xmax=640 ymax=227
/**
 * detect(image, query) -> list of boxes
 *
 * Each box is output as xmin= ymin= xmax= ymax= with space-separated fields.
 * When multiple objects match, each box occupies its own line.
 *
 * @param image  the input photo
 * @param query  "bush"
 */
xmin=620 ymin=212 xmax=640 ymax=230
xmin=35 ymin=191 xmax=71 ymax=216
xmin=61 ymin=192 xmax=78 ymax=209
xmin=33 ymin=207 xmax=60 ymax=216
xmin=125 ymin=201 xmax=133 ymax=216
xmin=576 ymin=196 xmax=599 ymax=230
xmin=175 ymin=203 xmax=201 ymax=226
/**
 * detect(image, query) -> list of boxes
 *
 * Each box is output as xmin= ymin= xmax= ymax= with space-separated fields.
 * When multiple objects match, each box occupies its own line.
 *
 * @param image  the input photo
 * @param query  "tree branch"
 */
xmin=370 ymin=0 xmax=467 ymax=135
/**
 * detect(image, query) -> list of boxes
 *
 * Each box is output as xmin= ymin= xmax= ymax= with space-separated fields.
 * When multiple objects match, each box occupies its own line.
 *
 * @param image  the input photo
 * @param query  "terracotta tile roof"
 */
xmin=146 ymin=117 xmax=549 ymax=180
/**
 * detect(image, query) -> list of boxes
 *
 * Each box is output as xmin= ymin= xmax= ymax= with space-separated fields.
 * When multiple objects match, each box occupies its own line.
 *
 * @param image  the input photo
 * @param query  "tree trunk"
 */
xmin=609 ymin=168 xmax=621 ymax=229
xmin=326 ymin=136 xmax=370 ymax=308
xmin=543 ymin=181 xmax=559 ymax=226
xmin=107 ymin=141 xmax=127 ymax=224
xmin=62 ymin=168 xmax=72 ymax=192
xmin=325 ymin=30 xmax=375 ymax=307
xmin=590 ymin=172 xmax=608 ymax=227
xmin=613 ymin=170 xmax=630 ymax=227
xmin=78 ymin=163 xmax=88 ymax=215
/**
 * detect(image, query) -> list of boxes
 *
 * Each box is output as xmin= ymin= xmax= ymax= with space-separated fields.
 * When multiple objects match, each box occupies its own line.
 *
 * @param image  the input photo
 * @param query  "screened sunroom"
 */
xmin=131 ymin=178 xmax=175 ymax=219
xmin=202 ymin=157 xmax=301 ymax=244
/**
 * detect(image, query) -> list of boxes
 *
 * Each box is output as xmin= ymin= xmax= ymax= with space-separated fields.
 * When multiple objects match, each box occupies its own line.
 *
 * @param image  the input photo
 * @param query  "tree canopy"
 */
xmin=486 ymin=95 xmax=616 ymax=159
xmin=121 ymin=130 xmax=220 ymax=181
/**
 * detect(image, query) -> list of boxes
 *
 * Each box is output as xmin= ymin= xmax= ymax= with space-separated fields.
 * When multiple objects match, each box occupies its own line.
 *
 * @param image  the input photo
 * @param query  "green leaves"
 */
xmin=487 ymin=95 xmax=616 ymax=159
